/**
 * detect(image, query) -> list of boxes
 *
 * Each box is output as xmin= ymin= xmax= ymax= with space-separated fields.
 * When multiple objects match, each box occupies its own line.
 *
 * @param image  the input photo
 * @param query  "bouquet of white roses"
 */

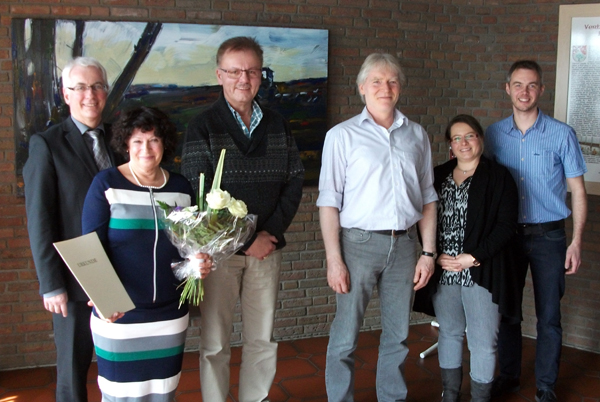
xmin=157 ymin=149 xmax=257 ymax=307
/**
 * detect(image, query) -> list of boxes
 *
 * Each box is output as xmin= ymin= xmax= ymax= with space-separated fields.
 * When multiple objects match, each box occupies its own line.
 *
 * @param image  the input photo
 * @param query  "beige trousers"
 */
xmin=199 ymin=250 xmax=282 ymax=402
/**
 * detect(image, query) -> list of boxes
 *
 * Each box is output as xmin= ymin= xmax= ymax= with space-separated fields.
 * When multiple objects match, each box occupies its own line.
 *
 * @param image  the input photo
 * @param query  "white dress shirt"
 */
xmin=317 ymin=107 xmax=437 ymax=230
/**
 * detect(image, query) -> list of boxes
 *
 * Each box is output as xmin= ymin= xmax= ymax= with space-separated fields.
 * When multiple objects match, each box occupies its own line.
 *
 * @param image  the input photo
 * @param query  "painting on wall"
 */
xmin=12 ymin=19 xmax=329 ymax=190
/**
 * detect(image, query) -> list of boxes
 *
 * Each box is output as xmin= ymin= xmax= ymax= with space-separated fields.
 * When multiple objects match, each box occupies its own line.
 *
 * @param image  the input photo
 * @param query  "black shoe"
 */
xmin=535 ymin=389 xmax=557 ymax=402
xmin=491 ymin=376 xmax=520 ymax=398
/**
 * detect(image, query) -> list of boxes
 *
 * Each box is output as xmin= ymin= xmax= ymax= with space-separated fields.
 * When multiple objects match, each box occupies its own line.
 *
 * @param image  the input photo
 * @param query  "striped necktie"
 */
xmin=86 ymin=129 xmax=111 ymax=171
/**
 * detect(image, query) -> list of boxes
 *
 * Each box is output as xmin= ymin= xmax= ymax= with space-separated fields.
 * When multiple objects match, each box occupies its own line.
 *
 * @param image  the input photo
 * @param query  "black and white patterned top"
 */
xmin=438 ymin=173 xmax=474 ymax=287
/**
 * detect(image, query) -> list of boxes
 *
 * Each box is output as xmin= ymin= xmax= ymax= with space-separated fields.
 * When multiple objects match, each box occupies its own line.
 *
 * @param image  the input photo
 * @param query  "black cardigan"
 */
xmin=413 ymin=155 xmax=522 ymax=323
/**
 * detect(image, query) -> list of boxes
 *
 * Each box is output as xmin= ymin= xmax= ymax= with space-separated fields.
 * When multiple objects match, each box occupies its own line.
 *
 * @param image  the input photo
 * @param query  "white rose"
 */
xmin=227 ymin=199 xmax=248 ymax=218
xmin=206 ymin=189 xmax=231 ymax=210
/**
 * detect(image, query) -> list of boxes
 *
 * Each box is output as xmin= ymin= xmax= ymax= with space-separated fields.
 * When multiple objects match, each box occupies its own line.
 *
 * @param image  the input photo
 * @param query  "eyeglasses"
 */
xmin=218 ymin=68 xmax=262 ymax=79
xmin=451 ymin=134 xmax=479 ymax=143
xmin=66 ymin=83 xmax=108 ymax=93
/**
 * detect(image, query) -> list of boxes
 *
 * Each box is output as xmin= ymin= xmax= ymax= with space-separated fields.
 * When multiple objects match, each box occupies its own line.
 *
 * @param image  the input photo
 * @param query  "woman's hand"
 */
xmin=194 ymin=253 xmax=213 ymax=278
xmin=87 ymin=301 xmax=125 ymax=323
xmin=436 ymin=253 xmax=476 ymax=272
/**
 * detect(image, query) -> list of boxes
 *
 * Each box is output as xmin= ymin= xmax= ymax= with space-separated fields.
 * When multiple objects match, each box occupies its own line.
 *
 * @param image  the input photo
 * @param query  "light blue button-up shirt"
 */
xmin=485 ymin=110 xmax=587 ymax=224
xmin=317 ymin=107 xmax=438 ymax=231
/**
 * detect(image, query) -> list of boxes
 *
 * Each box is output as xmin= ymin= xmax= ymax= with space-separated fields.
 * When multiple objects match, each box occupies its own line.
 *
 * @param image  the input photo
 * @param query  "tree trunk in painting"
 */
xmin=12 ymin=19 xmax=60 ymax=175
xmin=72 ymin=20 xmax=85 ymax=59
xmin=103 ymin=22 xmax=163 ymax=121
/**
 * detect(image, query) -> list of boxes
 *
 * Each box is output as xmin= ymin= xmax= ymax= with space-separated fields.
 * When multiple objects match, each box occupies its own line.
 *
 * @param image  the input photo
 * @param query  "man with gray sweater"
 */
xmin=181 ymin=36 xmax=304 ymax=402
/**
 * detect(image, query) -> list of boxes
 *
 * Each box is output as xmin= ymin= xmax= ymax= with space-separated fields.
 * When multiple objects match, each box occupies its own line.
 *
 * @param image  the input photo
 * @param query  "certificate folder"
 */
xmin=53 ymin=232 xmax=135 ymax=319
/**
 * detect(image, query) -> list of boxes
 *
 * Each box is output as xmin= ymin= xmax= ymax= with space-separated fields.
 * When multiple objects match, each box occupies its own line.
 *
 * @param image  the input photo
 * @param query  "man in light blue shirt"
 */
xmin=317 ymin=53 xmax=438 ymax=402
xmin=485 ymin=60 xmax=587 ymax=402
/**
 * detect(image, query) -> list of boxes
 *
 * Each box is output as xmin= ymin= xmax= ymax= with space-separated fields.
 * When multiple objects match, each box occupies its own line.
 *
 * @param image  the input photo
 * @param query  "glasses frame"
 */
xmin=66 ymin=83 xmax=109 ymax=93
xmin=218 ymin=68 xmax=263 ymax=79
xmin=451 ymin=133 xmax=479 ymax=143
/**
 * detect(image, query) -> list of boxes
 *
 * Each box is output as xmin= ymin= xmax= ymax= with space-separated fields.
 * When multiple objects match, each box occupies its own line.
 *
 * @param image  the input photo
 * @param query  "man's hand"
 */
xmin=413 ymin=255 xmax=434 ymax=290
xmin=44 ymin=292 xmax=68 ymax=317
xmin=193 ymin=252 xmax=214 ymax=278
xmin=565 ymin=241 xmax=582 ymax=275
xmin=244 ymin=231 xmax=278 ymax=260
xmin=565 ymin=176 xmax=586 ymax=275
xmin=327 ymin=256 xmax=350 ymax=294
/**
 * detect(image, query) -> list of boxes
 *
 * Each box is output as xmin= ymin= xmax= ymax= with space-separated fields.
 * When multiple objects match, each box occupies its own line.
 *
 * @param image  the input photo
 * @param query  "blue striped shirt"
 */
xmin=485 ymin=110 xmax=587 ymax=224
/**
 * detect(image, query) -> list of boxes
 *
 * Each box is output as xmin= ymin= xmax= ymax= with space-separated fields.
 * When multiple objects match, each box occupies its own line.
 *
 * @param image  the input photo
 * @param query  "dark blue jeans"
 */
xmin=497 ymin=228 xmax=566 ymax=391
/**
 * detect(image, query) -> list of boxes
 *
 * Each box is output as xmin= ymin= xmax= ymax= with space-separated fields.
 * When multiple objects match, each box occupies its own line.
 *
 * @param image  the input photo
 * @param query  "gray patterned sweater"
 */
xmin=181 ymin=92 xmax=305 ymax=251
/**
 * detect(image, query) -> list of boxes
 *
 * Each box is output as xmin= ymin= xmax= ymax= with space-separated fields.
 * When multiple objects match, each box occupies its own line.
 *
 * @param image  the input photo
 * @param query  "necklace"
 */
xmin=129 ymin=163 xmax=167 ymax=189
xmin=455 ymin=166 xmax=475 ymax=175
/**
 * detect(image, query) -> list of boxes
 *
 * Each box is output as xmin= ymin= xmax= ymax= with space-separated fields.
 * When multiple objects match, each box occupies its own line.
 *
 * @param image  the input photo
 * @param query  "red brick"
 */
xmin=141 ymin=0 xmax=174 ymax=5
xmin=322 ymin=16 xmax=353 ymax=26
xmin=149 ymin=8 xmax=185 ymax=19
xmin=362 ymin=8 xmax=392 ymax=19
xmin=291 ymin=14 xmax=322 ymax=25
xmin=91 ymin=6 xmax=110 ymax=17
xmin=298 ymin=5 xmax=328 ymax=15
xmin=104 ymin=0 xmax=137 ymax=5
xmin=265 ymin=3 xmax=297 ymax=13
xmin=111 ymin=7 xmax=148 ymax=18
xmin=186 ymin=10 xmax=221 ymax=20
xmin=10 ymin=5 xmax=50 ymax=15
xmin=222 ymin=11 xmax=257 ymax=22
xmin=50 ymin=6 xmax=90 ymax=16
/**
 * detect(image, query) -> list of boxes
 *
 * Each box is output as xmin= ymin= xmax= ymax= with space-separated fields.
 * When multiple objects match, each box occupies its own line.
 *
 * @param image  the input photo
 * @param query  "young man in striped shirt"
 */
xmin=485 ymin=60 xmax=588 ymax=402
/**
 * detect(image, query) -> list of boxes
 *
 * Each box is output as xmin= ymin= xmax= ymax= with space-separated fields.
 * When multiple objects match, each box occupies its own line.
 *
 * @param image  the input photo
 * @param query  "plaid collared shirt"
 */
xmin=226 ymin=99 xmax=263 ymax=138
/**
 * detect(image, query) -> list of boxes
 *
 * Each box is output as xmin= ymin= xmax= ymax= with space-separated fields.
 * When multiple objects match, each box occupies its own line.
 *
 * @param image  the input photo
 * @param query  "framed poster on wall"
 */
xmin=555 ymin=4 xmax=600 ymax=195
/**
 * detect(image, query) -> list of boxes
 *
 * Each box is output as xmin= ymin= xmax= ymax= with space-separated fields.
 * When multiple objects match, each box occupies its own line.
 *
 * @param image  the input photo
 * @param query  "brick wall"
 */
xmin=1 ymin=0 xmax=599 ymax=370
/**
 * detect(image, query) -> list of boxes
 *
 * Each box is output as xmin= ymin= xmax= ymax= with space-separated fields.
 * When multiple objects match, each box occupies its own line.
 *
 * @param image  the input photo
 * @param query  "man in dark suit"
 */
xmin=23 ymin=57 xmax=118 ymax=402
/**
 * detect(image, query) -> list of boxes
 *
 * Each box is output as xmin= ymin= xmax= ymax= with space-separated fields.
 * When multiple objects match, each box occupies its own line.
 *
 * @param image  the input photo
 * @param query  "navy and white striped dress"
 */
xmin=82 ymin=167 xmax=195 ymax=402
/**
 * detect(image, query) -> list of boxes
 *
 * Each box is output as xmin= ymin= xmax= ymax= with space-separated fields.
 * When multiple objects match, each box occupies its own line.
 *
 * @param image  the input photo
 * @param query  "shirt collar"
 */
xmin=359 ymin=107 xmax=406 ymax=131
xmin=508 ymin=108 xmax=546 ymax=136
xmin=71 ymin=116 xmax=105 ymax=135
xmin=225 ymin=99 xmax=263 ymax=137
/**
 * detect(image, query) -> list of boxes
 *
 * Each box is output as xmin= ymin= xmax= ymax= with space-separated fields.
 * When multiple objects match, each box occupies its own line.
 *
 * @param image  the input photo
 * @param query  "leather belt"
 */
xmin=517 ymin=219 xmax=564 ymax=235
xmin=371 ymin=229 xmax=407 ymax=237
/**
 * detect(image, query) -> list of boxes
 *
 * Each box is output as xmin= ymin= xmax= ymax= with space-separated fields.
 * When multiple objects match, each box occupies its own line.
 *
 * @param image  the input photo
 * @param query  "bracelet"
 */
xmin=421 ymin=251 xmax=435 ymax=258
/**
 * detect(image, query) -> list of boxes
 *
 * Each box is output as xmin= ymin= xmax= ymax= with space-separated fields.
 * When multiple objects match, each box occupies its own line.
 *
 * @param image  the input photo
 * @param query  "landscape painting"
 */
xmin=12 ymin=19 xmax=328 ymax=189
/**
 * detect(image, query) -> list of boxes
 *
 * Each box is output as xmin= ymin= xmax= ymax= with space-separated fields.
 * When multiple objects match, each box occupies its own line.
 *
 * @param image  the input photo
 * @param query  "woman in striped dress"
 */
xmin=82 ymin=107 xmax=212 ymax=401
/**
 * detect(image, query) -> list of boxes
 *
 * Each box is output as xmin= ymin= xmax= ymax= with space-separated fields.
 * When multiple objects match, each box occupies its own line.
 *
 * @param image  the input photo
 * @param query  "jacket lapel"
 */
xmin=64 ymin=118 xmax=98 ymax=178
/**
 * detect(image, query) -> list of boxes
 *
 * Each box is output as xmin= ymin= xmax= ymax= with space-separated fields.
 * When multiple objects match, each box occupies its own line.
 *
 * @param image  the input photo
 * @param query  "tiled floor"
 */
xmin=0 ymin=323 xmax=598 ymax=401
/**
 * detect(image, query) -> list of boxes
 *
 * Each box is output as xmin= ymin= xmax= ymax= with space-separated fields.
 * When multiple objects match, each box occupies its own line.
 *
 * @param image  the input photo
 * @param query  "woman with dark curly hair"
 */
xmin=81 ymin=106 xmax=212 ymax=401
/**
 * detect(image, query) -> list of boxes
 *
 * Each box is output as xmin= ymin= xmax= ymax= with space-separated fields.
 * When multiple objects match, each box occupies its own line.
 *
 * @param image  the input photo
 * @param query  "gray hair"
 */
xmin=356 ymin=53 xmax=406 ymax=104
xmin=61 ymin=57 xmax=108 ymax=89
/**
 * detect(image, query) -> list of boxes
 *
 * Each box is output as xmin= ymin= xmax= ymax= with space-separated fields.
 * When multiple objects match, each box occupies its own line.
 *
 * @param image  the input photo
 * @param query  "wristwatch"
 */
xmin=472 ymin=256 xmax=481 ymax=267
xmin=421 ymin=251 xmax=436 ymax=258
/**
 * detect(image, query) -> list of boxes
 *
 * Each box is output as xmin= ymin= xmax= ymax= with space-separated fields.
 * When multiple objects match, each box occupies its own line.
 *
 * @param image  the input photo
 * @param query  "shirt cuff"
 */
xmin=316 ymin=189 xmax=342 ymax=209
xmin=44 ymin=288 xmax=66 ymax=298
